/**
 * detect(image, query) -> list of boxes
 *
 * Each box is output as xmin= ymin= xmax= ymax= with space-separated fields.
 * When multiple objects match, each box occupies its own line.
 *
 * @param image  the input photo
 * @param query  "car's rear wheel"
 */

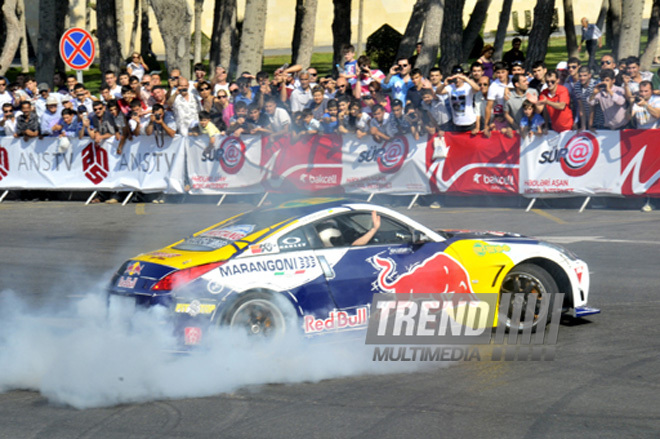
xmin=225 ymin=292 xmax=292 ymax=337
xmin=499 ymin=264 xmax=558 ymax=332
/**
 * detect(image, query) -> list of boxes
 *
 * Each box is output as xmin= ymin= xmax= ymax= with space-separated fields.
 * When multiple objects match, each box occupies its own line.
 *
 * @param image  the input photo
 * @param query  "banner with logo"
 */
xmin=519 ymin=130 xmax=621 ymax=197
xmin=0 ymin=136 xmax=186 ymax=193
xmin=263 ymin=134 xmax=430 ymax=195
xmin=619 ymin=129 xmax=660 ymax=195
xmin=187 ymin=135 xmax=275 ymax=194
xmin=429 ymin=132 xmax=519 ymax=194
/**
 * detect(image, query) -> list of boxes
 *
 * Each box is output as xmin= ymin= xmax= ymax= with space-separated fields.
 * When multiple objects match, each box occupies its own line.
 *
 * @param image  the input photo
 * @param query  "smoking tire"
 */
xmin=224 ymin=291 xmax=294 ymax=337
xmin=499 ymin=263 xmax=558 ymax=332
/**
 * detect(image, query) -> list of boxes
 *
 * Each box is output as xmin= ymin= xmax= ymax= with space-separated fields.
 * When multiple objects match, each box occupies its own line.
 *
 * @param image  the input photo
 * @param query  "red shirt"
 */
xmin=540 ymin=85 xmax=573 ymax=132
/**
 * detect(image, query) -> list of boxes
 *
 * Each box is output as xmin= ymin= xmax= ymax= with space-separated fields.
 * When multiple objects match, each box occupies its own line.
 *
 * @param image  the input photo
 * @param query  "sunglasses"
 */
xmin=309 ymin=73 xmax=318 ymax=76
xmin=141 ymin=82 xmax=150 ymax=86
xmin=568 ymin=65 xmax=578 ymax=69
xmin=76 ymin=94 xmax=85 ymax=98
xmin=133 ymin=56 xmax=140 ymax=59
xmin=3 ymin=110 xmax=13 ymax=114
xmin=169 ymin=76 xmax=179 ymax=80
xmin=601 ymin=60 xmax=612 ymax=65
xmin=0 ymin=83 xmax=6 ymax=87
xmin=547 ymin=80 xmax=557 ymax=85
xmin=218 ymin=95 xmax=228 ymax=98
xmin=179 ymin=87 xmax=188 ymax=92
xmin=230 ymin=89 xmax=239 ymax=93
xmin=93 ymin=107 xmax=104 ymax=112
xmin=398 ymin=64 xmax=409 ymax=68
xmin=200 ymin=87 xmax=210 ymax=91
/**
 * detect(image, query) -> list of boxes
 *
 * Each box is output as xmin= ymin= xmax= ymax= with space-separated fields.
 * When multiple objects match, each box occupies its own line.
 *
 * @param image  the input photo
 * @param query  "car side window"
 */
xmin=311 ymin=212 xmax=413 ymax=248
xmin=277 ymin=227 xmax=311 ymax=252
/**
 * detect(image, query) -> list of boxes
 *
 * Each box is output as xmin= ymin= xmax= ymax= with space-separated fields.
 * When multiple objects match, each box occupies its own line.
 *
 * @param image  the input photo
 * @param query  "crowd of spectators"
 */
xmin=3 ymin=32 xmax=660 ymax=167
xmin=3 ymin=41 xmax=660 ymax=154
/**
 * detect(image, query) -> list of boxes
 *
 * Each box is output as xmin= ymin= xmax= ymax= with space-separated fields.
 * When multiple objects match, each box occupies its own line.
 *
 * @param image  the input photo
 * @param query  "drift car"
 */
xmin=108 ymin=198 xmax=598 ymax=344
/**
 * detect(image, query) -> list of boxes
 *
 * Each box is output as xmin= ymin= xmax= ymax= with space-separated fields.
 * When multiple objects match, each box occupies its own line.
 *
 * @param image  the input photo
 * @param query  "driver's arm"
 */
xmin=352 ymin=211 xmax=381 ymax=246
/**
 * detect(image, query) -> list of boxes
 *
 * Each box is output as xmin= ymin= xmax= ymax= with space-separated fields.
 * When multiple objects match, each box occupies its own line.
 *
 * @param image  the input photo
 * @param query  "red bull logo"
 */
xmin=124 ymin=261 xmax=143 ymax=276
xmin=371 ymin=252 xmax=473 ymax=296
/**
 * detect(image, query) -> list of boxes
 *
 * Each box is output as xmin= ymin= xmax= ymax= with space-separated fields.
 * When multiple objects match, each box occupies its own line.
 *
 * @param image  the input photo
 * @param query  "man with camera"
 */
xmin=382 ymin=57 xmax=414 ymax=107
xmin=629 ymin=81 xmax=660 ymax=129
xmin=587 ymin=69 xmax=628 ymax=131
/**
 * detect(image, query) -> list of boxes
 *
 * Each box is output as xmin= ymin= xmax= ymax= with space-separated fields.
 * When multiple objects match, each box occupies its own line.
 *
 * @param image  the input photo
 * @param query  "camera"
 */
xmin=155 ymin=113 xmax=161 ymax=121
xmin=394 ymin=66 xmax=401 ymax=72
xmin=361 ymin=67 xmax=370 ymax=73
xmin=635 ymin=96 xmax=643 ymax=104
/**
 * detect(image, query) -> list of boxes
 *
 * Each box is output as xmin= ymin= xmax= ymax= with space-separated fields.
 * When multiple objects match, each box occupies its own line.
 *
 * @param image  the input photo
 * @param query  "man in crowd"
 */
xmin=382 ymin=57 xmax=413 ymax=106
xmin=629 ymin=81 xmax=660 ymax=129
xmin=578 ymin=17 xmax=602 ymax=73
xmin=14 ymin=101 xmax=40 ymax=140
xmin=504 ymin=73 xmax=538 ymax=133
xmin=503 ymin=37 xmax=525 ymax=66
xmin=529 ymin=61 xmax=548 ymax=93
xmin=587 ymin=69 xmax=627 ymax=131
xmin=572 ymin=66 xmax=603 ymax=130
xmin=536 ymin=70 xmax=573 ymax=132
xmin=288 ymin=71 xmax=313 ymax=112
xmin=169 ymin=77 xmax=200 ymax=136
xmin=484 ymin=61 xmax=512 ymax=137
xmin=105 ymin=71 xmax=123 ymax=98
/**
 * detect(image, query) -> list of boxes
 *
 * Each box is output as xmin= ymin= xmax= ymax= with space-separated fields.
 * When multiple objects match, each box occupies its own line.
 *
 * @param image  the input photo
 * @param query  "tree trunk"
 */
xmin=640 ymin=0 xmax=660 ymax=70
xmin=439 ymin=0 xmax=465 ymax=75
xmin=116 ymin=0 xmax=125 ymax=58
xmin=563 ymin=0 xmax=578 ymax=58
xmin=85 ymin=0 xmax=91 ymax=29
xmin=493 ymin=0 xmax=514 ymax=61
xmin=129 ymin=0 xmax=140 ymax=55
xmin=36 ymin=0 xmax=67 ymax=85
xmin=608 ymin=0 xmax=622 ymax=58
xmin=236 ymin=0 xmax=267 ymax=75
xmin=0 ymin=0 xmax=20 ymax=76
xmin=291 ymin=0 xmax=318 ymax=69
xmin=617 ymin=0 xmax=645 ymax=59
xmin=97 ymin=0 xmax=124 ymax=74
xmin=416 ymin=0 xmax=444 ymax=76
xmin=461 ymin=0 xmax=491 ymax=63
xmin=332 ymin=0 xmax=351 ymax=76
xmin=140 ymin=0 xmax=150 ymax=55
xmin=210 ymin=0 xmax=237 ymax=73
xmin=17 ymin=0 xmax=29 ymax=72
xmin=193 ymin=0 xmax=204 ymax=63
xmin=525 ymin=0 xmax=556 ymax=70
xmin=150 ymin=0 xmax=193 ymax=78
xmin=397 ymin=0 xmax=428 ymax=61
xmin=596 ymin=0 xmax=608 ymax=31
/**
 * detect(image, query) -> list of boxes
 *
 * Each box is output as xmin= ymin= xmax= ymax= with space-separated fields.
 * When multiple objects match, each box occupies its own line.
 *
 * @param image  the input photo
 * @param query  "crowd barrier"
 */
xmin=1 ymin=130 xmax=659 ymax=208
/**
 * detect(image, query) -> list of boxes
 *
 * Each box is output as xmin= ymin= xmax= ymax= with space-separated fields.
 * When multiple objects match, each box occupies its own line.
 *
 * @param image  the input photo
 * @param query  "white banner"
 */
xmin=519 ymin=130 xmax=622 ymax=197
xmin=0 ymin=136 xmax=186 ymax=193
xmin=186 ymin=135 xmax=272 ymax=194
xmin=340 ymin=135 xmax=430 ymax=195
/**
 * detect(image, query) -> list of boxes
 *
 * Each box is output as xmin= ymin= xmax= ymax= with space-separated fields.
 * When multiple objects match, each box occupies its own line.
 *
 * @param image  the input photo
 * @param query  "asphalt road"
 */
xmin=0 ymin=198 xmax=659 ymax=439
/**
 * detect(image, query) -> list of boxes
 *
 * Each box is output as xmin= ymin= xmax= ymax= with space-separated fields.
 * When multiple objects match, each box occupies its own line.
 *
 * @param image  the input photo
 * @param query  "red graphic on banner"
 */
xmin=0 ymin=147 xmax=8 ymax=181
xmin=437 ymin=132 xmax=519 ymax=194
xmin=82 ymin=142 xmax=109 ymax=185
xmin=560 ymin=132 xmax=600 ymax=177
xmin=620 ymin=129 xmax=660 ymax=195
xmin=217 ymin=136 xmax=246 ymax=174
xmin=377 ymin=136 xmax=409 ymax=173
xmin=270 ymin=134 xmax=343 ymax=192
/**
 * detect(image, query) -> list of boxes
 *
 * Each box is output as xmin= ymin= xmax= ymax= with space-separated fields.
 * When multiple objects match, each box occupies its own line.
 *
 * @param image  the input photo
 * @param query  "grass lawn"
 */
xmin=3 ymin=34 xmax=653 ymax=94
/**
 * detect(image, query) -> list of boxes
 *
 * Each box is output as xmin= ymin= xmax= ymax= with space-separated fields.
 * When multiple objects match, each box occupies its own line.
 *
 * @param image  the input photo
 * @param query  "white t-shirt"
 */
xmin=632 ymin=95 xmax=660 ymax=129
xmin=268 ymin=107 xmax=291 ymax=132
xmin=447 ymin=83 xmax=476 ymax=126
xmin=487 ymin=79 xmax=513 ymax=116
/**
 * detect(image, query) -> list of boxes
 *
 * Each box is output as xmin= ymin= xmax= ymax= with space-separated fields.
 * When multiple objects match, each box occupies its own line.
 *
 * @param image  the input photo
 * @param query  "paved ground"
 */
xmin=0 ymin=199 xmax=659 ymax=438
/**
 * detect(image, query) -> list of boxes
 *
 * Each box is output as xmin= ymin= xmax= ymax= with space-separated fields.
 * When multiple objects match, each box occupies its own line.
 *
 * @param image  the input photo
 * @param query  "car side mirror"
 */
xmin=412 ymin=230 xmax=429 ymax=248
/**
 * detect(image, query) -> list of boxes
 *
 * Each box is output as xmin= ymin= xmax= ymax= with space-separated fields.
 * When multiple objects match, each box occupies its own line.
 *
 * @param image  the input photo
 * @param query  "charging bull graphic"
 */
xmin=370 ymin=252 xmax=475 ymax=297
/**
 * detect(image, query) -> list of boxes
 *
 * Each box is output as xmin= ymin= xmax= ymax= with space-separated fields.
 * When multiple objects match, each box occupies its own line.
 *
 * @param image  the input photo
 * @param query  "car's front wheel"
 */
xmin=499 ymin=264 xmax=558 ymax=332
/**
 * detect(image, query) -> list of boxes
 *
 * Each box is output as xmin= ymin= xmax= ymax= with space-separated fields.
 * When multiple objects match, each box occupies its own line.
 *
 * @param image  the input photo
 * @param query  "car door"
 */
xmin=310 ymin=211 xmax=450 ymax=310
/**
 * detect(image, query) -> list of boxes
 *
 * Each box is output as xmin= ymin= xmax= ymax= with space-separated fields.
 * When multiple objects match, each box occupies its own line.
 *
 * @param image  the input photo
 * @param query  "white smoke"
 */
xmin=0 ymin=287 xmax=436 ymax=409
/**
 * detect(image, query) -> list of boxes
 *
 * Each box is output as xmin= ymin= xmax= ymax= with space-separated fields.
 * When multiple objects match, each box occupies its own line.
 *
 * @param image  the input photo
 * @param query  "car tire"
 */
xmin=223 ymin=292 xmax=295 ymax=338
xmin=499 ymin=263 xmax=558 ymax=332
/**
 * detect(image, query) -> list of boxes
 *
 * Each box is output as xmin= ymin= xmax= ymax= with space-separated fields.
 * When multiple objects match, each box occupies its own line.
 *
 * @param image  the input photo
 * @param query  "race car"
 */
xmin=107 ymin=198 xmax=599 ymax=345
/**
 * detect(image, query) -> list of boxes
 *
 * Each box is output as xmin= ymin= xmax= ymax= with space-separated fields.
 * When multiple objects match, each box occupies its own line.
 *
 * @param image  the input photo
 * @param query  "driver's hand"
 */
xmin=371 ymin=210 xmax=381 ymax=230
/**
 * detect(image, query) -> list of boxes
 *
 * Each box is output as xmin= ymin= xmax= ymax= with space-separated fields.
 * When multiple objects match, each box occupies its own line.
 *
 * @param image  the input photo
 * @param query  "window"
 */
xmin=311 ymin=211 xmax=413 ymax=248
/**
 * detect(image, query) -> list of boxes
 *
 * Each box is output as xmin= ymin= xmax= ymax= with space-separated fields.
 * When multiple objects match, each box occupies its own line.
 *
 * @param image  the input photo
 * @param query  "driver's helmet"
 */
xmin=317 ymin=220 xmax=343 ymax=247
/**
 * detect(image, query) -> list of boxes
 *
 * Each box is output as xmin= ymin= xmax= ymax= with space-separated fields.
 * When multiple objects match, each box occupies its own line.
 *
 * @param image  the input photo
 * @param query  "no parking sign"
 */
xmin=59 ymin=28 xmax=95 ymax=70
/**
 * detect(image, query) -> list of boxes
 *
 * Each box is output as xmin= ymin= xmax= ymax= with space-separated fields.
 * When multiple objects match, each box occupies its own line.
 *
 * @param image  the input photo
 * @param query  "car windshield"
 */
xmin=173 ymin=208 xmax=298 ymax=252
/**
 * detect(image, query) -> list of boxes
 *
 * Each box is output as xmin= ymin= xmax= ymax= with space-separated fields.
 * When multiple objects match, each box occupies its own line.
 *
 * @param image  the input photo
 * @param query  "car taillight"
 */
xmin=151 ymin=261 xmax=225 ymax=292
